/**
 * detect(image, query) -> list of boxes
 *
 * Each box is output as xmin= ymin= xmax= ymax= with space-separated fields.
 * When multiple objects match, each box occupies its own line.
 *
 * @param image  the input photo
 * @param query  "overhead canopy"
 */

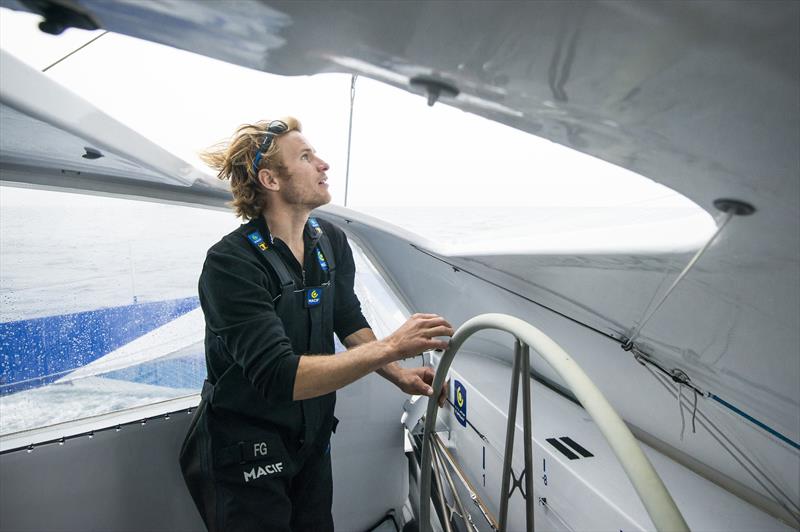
xmin=0 ymin=48 xmax=229 ymax=204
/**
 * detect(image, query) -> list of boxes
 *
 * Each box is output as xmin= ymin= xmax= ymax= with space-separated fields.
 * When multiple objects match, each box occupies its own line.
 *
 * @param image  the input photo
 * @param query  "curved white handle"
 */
xmin=419 ymin=313 xmax=689 ymax=532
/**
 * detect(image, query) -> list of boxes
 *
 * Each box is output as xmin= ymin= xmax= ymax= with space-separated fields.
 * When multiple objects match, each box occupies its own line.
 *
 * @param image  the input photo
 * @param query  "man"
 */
xmin=180 ymin=116 xmax=453 ymax=531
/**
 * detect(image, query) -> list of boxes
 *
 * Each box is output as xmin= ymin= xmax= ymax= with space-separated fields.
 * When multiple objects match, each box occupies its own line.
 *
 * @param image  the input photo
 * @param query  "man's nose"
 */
xmin=317 ymin=158 xmax=330 ymax=172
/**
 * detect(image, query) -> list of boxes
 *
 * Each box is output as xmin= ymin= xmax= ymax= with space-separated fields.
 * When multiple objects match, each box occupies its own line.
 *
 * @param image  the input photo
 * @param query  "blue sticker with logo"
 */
xmin=454 ymin=380 xmax=467 ymax=427
xmin=306 ymin=288 xmax=322 ymax=307
xmin=308 ymin=217 xmax=323 ymax=235
xmin=315 ymin=248 xmax=329 ymax=271
xmin=247 ymin=231 xmax=268 ymax=251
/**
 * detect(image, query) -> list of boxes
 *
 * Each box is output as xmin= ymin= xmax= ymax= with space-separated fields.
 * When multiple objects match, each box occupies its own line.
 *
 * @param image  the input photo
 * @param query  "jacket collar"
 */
xmin=250 ymin=215 xmax=321 ymax=246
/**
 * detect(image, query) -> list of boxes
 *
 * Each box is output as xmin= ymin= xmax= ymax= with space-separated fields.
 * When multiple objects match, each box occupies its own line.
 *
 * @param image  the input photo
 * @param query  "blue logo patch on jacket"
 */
xmin=247 ymin=231 xmax=268 ymax=251
xmin=306 ymin=288 xmax=322 ymax=307
xmin=315 ymin=248 xmax=329 ymax=271
xmin=308 ymin=217 xmax=323 ymax=235
xmin=454 ymin=380 xmax=467 ymax=427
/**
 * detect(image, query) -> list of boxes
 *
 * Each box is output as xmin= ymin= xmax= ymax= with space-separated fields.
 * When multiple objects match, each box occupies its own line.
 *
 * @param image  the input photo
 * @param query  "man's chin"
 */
xmin=290 ymin=191 xmax=332 ymax=211
xmin=316 ymin=192 xmax=332 ymax=208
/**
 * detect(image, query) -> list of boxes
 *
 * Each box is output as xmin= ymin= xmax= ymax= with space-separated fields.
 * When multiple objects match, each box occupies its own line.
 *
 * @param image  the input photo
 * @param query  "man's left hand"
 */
xmin=395 ymin=366 xmax=448 ymax=407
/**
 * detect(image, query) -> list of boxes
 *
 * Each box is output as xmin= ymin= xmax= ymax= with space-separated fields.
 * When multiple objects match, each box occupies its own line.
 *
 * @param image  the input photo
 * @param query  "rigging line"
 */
xmin=632 ymin=348 xmax=707 ymax=397
xmin=430 ymin=435 xmax=455 ymax=532
xmin=433 ymin=439 xmax=475 ymax=532
xmin=414 ymin=233 xmax=800 ymax=467
xmin=675 ymin=379 xmax=697 ymax=441
xmin=708 ymin=394 xmax=800 ymax=452
xmin=644 ymin=366 xmax=791 ymax=513
xmin=538 ymin=498 xmax=576 ymax=532
xmin=633 ymin=344 xmax=800 ymax=453
xmin=42 ymin=30 xmax=109 ymax=72
xmin=547 ymin=10 xmax=566 ymax=101
xmin=343 ymin=74 xmax=357 ymax=207
xmin=432 ymin=433 xmax=499 ymax=530
xmin=678 ymin=382 xmax=687 ymax=441
xmin=411 ymin=245 xmax=620 ymax=344
xmin=644 ymin=365 xmax=800 ymax=522
xmin=646 ymin=373 xmax=799 ymax=524
xmin=625 ymin=211 xmax=734 ymax=349
xmin=645 ymin=360 xmax=800 ymax=516
xmin=444 ymin=397 xmax=503 ymax=461
xmin=695 ymin=390 xmax=800 ymax=519
xmin=653 ymin=369 xmax=800 ymax=522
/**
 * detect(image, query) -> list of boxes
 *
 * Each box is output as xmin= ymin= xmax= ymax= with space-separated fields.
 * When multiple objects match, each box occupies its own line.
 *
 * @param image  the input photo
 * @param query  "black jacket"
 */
xmin=198 ymin=215 xmax=370 ymax=443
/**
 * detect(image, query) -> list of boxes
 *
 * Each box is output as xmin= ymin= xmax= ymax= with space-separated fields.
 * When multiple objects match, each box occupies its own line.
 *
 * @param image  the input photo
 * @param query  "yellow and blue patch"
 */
xmin=308 ymin=217 xmax=323 ymax=235
xmin=247 ymin=231 xmax=268 ymax=251
xmin=454 ymin=380 xmax=467 ymax=427
xmin=315 ymin=248 xmax=329 ymax=271
xmin=306 ymin=288 xmax=322 ymax=307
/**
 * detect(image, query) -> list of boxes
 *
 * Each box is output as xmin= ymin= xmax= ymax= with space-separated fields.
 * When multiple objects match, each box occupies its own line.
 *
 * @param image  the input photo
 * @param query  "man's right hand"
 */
xmin=383 ymin=313 xmax=454 ymax=361
xmin=293 ymin=314 xmax=453 ymax=401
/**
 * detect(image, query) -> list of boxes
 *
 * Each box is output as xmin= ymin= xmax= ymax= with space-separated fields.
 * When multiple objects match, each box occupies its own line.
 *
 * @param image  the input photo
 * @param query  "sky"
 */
xmin=0 ymin=6 xmax=716 ymax=252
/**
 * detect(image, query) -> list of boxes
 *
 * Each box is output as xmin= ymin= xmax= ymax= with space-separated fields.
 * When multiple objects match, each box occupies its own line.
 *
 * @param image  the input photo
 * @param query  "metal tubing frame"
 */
xmin=498 ymin=340 xmax=522 ymax=530
xmin=419 ymin=313 xmax=689 ymax=532
xmin=497 ymin=341 xmax=536 ymax=532
xmin=432 ymin=438 xmax=475 ymax=531
xmin=432 ymin=432 xmax=499 ymax=530
xmin=430 ymin=440 xmax=455 ymax=532
xmin=521 ymin=344 xmax=535 ymax=528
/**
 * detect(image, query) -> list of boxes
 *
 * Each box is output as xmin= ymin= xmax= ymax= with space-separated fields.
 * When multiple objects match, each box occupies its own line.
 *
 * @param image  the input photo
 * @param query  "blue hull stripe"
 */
xmin=0 ymin=297 xmax=200 ymax=395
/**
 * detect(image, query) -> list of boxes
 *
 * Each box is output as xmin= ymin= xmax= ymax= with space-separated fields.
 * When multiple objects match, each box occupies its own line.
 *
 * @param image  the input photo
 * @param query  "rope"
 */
xmin=678 ymin=383 xmax=686 ymax=441
xmin=539 ymin=497 xmax=576 ymax=532
xmin=42 ymin=31 xmax=109 ymax=72
xmin=625 ymin=211 xmax=733 ymax=349
xmin=343 ymin=74 xmax=357 ymax=207
xmin=642 ymin=364 xmax=800 ymax=523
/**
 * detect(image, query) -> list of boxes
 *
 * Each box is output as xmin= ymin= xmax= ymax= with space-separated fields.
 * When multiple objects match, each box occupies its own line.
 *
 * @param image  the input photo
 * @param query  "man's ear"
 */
xmin=258 ymin=168 xmax=280 ymax=191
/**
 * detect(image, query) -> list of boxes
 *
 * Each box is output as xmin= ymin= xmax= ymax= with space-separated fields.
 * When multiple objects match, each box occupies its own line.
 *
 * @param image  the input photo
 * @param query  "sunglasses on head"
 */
xmin=252 ymin=120 xmax=289 ymax=173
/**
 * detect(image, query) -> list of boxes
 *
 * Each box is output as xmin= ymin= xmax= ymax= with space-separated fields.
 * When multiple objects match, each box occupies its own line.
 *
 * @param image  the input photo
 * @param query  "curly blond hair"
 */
xmin=200 ymin=117 xmax=301 ymax=219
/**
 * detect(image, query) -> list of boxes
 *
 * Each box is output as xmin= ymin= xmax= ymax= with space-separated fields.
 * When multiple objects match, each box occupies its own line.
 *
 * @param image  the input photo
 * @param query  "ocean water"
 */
xmin=0 ymin=187 xmax=233 ymax=433
xmin=0 ymin=188 xmax=232 ymax=322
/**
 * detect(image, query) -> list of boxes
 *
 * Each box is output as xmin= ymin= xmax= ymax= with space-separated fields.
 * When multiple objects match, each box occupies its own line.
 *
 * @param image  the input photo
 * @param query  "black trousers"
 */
xmin=186 ymin=445 xmax=334 ymax=532
xmin=212 ymin=447 xmax=334 ymax=532
xmin=180 ymin=400 xmax=335 ymax=532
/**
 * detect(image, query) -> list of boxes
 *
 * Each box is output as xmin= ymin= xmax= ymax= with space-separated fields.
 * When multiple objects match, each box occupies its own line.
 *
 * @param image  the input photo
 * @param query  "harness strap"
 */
xmin=243 ymin=219 xmax=336 ymax=288
xmin=216 ymin=442 xmax=252 ymax=466
xmin=242 ymin=228 xmax=295 ymax=296
xmin=262 ymin=251 xmax=294 ymax=292
xmin=236 ymin=219 xmax=337 ymax=460
xmin=215 ymin=434 xmax=287 ymax=467
xmin=315 ymin=228 xmax=337 ymax=274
